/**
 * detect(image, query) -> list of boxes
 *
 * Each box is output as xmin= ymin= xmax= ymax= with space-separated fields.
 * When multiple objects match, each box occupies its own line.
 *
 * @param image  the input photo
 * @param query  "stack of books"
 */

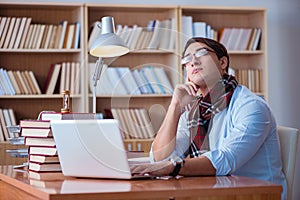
xmin=20 ymin=119 xmax=64 ymax=180
xmin=20 ymin=112 xmax=97 ymax=180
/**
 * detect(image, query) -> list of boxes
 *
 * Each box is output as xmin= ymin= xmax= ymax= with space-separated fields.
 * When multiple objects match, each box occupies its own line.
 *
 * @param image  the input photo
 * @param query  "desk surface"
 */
xmin=0 ymin=165 xmax=282 ymax=200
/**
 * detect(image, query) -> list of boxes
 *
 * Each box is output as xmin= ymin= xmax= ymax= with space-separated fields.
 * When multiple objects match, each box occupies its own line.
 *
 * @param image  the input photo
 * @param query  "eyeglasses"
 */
xmin=181 ymin=47 xmax=215 ymax=65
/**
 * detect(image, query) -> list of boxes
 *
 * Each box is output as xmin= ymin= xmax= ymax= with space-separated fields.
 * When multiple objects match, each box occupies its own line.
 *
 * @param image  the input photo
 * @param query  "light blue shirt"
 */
xmin=150 ymin=85 xmax=287 ymax=199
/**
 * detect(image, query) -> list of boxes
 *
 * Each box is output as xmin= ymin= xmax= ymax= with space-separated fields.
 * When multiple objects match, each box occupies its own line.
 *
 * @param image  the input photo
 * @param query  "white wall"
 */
xmin=4 ymin=0 xmax=300 ymax=199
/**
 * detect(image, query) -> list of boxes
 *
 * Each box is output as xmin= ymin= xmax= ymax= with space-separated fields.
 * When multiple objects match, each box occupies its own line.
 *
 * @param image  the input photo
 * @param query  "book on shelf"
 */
xmin=3 ymin=17 xmax=16 ymax=49
xmin=2 ymin=108 xmax=17 ymax=138
xmin=23 ymin=24 xmax=33 ymax=48
xmin=158 ymin=20 xmax=171 ymax=50
xmin=39 ymin=24 xmax=48 ymax=49
xmin=22 ymin=71 xmax=35 ymax=94
xmin=28 ymin=70 xmax=42 ymax=94
xmin=25 ymin=137 xmax=55 ymax=147
xmin=0 ymin=121 xmax=5 ymax=142
xmin=134 ymin=29 xmax=146 ymax=50
xmin=0 ymin=17 xmax=7 ymax=44
xmin=16 ymin=70 xmax=29 ymax=94
xmin=28 ymin=170 xmax=65 ymax=180
xmin=131 ymin=69 xmax=150 ymax=94
xmin=0 ymin=68 xmax=15 ymax=95
xmin=7 ymin=70 xmax=21 ymax=94
xmin=19 ymin=17 xmax=32 ymax=48
xmin=153 ymin=67 xmax=173 ymax=94
xmin=72 ymin=21 xmax=80 ymax=49
xmin=59 ymin=62 xmax=68 ymax=93
xmin=181 ymin=15 xmax=193 ymax=49
xmin=109 ymin=108 xmax=155 ymax=139
xmin=147 ymin=19 xmax=163 ymax=49
xmin=140 ymin=66 xmax=160 ymax=94
xmin=29 ymin=24 xmax=39 ymax=49
xmin=127 ymin=25 xmax=143 ymax=50
xmin=53 ymin=23 xmax=62 ymax=48
xmin=8 ymin=17 xmax=21 ymax=49
xmin=58 ymin=20 xmax=68 ymax=49
xmin=44 ymin=63 xmax=62 ymax=94
xmin=29 ymin=146 xmax=58 ymax=156
xmin=251 ymin=28 xmax=262 ymax=51
xmin=138 ymin=108 xmax=155 ymax=139
xmin=0 ymin=17 xmax=10 ymax=48
xmin=35 ymin=24 xmax=46 ymax=49
xmin=13 ymin=71 xmax=25 ymax=94
xmin=106 ymin=67 xmax=128 ymax=95
xmin=29 ymin=154 xmax=59 ymax=164
xmin=116 ymin=67 xmax=141 ymax=95
xmin=29 ymin=162 xmax=62 ymax=172
xmin=63 ymin=24 xmax=75 ymax=49
xmin=48 ymin=25 xmax=57 ymax=49
xmin=193 ymin=21 xmax=207 ymax=38
xmin=42 ymin=24 xmax=52 ymax=49
xmin=167 ymin=18 xmax=176 ymax=51
xmin=0 ymin=108 xmax=10 ymax=141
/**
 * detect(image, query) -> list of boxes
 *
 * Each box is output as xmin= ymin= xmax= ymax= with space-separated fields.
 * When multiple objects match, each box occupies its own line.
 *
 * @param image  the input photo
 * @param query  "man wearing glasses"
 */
xmin=131 ymin=37 xmax=287 ymax=200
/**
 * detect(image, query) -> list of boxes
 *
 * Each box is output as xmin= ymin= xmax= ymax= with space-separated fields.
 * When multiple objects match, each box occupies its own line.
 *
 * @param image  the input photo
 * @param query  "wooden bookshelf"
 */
xmin=0 ymin=3 xmax=268 ymax=154
xmin=0 ymin=3 xmax=86 ymax=122
xmin=85 ymin=4 xmax=180 ymax=136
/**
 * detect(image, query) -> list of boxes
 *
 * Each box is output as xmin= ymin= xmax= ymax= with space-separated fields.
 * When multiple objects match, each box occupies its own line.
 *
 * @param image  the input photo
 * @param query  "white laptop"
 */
xmin=50 ymin=119 xmax=151 ymax=179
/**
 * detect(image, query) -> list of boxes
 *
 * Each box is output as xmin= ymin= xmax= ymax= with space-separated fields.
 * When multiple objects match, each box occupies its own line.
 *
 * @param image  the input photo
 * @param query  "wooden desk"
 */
xmin=0 ymin=165 xmax=282 ymax=200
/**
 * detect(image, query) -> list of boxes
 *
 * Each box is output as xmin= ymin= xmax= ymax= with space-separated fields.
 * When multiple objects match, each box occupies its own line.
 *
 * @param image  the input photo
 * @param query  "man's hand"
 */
xmin=130 ymin=161 xmax=173 ymax=177
xmin=171 ymin=81 xmax=199 ymax=112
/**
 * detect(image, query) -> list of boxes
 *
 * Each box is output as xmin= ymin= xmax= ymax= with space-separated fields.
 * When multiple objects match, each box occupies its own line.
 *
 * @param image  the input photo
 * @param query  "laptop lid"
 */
xmin=50 ymin=119 xmax=133 ymax=179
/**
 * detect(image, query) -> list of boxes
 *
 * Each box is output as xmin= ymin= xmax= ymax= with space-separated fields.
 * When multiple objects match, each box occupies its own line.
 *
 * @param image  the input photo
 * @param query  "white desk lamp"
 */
xmin=89 ymin=16 xmax=129 ymax=113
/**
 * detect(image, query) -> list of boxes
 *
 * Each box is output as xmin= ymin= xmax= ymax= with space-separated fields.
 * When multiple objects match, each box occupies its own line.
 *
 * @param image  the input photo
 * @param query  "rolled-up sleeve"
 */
xmin=203 ymin=99 xmax=273 ymax=175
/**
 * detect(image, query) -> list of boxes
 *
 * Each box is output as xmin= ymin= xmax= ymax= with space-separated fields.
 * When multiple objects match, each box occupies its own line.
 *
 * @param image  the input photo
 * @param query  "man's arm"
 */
xmin=180 ymin=156 xmax=216 ymax=176
xmin=152 ymin=82 xmax=198 ymax=161
xmin=152 ymin=102 xmax=182 ymax=161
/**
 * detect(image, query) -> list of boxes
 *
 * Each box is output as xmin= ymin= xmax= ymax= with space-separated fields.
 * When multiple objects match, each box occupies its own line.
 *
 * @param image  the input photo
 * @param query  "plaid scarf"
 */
xmin=186 ymin=74 xmax=238 ymax=158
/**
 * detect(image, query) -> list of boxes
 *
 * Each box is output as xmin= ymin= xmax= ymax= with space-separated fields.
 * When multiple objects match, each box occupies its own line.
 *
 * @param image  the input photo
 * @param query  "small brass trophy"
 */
xmin=61 ymin=90 xmax=71 ymax=113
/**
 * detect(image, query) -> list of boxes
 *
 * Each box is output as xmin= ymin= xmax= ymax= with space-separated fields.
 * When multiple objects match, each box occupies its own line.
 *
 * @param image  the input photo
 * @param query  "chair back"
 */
xmin=277 ymin=126 xmax=299 ymax=200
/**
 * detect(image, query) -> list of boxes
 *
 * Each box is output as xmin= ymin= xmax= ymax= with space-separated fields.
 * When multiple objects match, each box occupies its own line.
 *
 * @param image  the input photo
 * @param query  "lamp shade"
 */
xmin=89 ymin=16 xmax=129 ymax=58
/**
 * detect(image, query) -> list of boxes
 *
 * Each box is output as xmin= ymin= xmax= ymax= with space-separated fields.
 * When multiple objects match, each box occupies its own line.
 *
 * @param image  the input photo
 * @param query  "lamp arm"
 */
xmin=92 ymin=57 xmax=103 ymax=113
xmin=93 ymin=57 xmax=103 ymax=87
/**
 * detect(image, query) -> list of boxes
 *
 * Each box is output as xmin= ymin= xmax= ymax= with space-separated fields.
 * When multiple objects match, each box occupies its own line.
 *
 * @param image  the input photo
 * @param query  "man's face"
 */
xmin=183 ymin=42 xmax=225 ymax=88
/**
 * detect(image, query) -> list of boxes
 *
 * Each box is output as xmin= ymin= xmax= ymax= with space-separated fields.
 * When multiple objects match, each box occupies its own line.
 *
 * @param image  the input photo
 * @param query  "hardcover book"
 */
xmin=21 ymin=127 xmax=52 ymax=137
xmin=29 ymin=162 xmax=62 ymax=172
xmin=29 ymin=146 xmax=58 ymax=156
xmin=20 ymin=120 xmax=51 ymax=128
xmin=25 ymin=137 xmax=55 ymax=147
xmin=29 ymin=154 xmax=59 ymax=164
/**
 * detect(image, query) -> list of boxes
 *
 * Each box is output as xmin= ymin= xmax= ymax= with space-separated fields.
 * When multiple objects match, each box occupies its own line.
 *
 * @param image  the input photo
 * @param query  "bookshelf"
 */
xmin=0 ymin=3 xmax=86 ymax=123
xmin=85 ymin=4 xmax=180 ymax=150
xmin=0 ymin=3 xmax=268 ymax=155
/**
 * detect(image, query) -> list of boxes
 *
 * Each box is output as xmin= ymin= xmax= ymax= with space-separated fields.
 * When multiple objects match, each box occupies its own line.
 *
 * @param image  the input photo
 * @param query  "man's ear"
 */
xmin=219 ymin=56 xmax=228 ymax=70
